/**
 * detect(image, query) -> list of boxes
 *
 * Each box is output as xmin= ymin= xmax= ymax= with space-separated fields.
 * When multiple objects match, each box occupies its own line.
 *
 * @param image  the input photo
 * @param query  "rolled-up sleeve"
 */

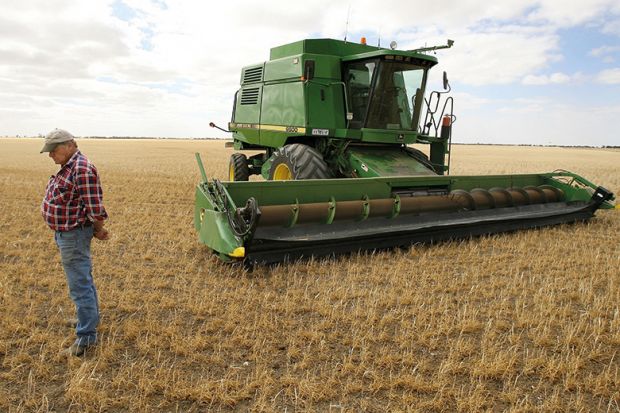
xmin=75 ymin=166 xmax=108 ymax=221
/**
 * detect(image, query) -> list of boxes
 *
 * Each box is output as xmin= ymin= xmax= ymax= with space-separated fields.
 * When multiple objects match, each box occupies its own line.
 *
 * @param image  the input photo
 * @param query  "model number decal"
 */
xmin=256 ymin=124 xmax=306 ymax=133
xmin=312 ymin=128 xmax=329 ymax=136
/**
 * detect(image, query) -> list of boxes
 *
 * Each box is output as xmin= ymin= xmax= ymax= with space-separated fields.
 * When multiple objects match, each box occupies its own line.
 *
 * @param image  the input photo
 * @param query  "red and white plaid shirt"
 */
xmin=41 ymin=150 xmax=108 ymax=231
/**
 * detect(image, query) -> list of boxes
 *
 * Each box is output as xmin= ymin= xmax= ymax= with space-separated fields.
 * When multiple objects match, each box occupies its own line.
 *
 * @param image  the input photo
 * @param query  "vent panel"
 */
xmin=243 ymin=66 xmax=264 ymax=84
xmin=240 ymin=88 xmax=260 ymax=105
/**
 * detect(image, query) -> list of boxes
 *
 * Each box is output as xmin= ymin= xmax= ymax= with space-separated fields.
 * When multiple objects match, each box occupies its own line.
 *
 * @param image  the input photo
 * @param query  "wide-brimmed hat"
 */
xmin=40 ymin=129 xmax=75 ymax=153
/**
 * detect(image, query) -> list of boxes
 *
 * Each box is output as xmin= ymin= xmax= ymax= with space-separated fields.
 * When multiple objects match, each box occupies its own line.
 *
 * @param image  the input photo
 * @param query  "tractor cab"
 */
xmin=344 ymin=56 xmax=432 ymax=131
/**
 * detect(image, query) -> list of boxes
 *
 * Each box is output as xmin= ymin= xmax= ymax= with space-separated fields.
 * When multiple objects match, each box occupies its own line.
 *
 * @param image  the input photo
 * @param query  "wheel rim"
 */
xmin=229 ymin=163 xmax=235 ymax=181
xmin=273 ymin=163 xmax=293 ymax=180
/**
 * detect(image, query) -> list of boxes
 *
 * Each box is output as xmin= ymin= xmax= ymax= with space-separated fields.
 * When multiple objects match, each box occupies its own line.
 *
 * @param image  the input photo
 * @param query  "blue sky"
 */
xmin=0 ymin=0 xmax=619 ymax=146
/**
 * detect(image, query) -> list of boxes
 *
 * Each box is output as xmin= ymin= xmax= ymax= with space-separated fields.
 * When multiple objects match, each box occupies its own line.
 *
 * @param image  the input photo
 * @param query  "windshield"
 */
xmin=344 ymin=59 xmax=427 ymax=130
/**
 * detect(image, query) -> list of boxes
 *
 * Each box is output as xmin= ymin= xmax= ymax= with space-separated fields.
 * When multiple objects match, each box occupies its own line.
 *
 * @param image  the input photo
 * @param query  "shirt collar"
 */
xmin=59 ymin=150 xmax=81 ymax=172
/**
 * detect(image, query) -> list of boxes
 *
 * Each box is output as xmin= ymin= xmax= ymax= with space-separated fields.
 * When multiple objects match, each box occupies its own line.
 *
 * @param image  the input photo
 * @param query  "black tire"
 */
xmin=229 ymin=153 xmax=250 ymax=181
xmin=268 ymin=143 xmax=332 ymax=180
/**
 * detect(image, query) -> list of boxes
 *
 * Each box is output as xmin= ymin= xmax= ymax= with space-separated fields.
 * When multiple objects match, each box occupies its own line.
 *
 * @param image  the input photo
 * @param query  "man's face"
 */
xmin=49 ymin=142 xmax=75 ymax=165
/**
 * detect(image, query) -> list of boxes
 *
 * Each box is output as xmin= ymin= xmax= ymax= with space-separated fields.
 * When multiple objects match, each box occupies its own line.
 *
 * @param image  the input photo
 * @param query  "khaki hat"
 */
xmin=40 ymin=129 xmax=75 ymax=153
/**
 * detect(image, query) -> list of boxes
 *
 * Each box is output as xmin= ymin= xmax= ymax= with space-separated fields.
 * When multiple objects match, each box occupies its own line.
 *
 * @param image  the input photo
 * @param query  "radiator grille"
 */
xmin=240 ymin=88 xmax=260 ymax=105
xmin=242 ymin=66 xmax=263 ymax=84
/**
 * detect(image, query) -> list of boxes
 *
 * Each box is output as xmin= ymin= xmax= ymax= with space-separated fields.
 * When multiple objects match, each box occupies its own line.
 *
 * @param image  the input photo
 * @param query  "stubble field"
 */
xmin=0 ymin=138 xmax=619 ymax=412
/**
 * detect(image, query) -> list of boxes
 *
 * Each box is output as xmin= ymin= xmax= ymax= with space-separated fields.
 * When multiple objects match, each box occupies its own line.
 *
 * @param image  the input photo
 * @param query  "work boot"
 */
xmin=62 ymin=342 xmax=95 ymax=357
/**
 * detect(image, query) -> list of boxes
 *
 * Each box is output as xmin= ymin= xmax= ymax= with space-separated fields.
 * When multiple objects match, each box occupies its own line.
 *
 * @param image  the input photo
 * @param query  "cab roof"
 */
xmin=269 ymin=38 xmax=438 ymax=64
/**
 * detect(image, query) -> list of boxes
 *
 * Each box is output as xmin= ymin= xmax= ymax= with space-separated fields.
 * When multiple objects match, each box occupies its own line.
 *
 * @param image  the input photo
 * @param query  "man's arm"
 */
xmin=75 ymin=166 xmax=110 ymax=241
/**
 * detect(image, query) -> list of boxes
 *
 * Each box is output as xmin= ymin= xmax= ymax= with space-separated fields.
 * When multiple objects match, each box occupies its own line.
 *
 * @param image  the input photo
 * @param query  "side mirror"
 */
xmin=443 ymin=71 xmax=449 ymax=90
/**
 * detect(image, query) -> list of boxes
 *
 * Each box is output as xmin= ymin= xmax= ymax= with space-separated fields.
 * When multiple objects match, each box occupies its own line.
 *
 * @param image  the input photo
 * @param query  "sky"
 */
xmin=1 ymin=0 xmax=620 ymax=146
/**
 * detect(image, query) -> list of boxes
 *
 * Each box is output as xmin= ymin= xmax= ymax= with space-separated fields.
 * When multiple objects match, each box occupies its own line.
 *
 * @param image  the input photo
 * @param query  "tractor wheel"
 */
xmin=229 ymin=153 xmax=250 ymax=181
xmin=269 ymin=143 xmax=331 ymax=180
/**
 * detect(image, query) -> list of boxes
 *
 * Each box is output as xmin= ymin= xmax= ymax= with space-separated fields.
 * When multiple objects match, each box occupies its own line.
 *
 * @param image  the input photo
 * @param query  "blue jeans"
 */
xmin=54 ymin=226 xmax=99 ymax=346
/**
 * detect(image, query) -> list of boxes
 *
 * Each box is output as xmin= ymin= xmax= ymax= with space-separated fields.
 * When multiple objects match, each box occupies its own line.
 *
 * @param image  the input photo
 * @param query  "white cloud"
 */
xmin=0 ymin=0 xmax=619 ymax=143
xmin=601 ymin=18 xmax=620 ymax=36
xmin=496 ymin=97 xmax=550 ymax=113
xmin=589 ymin=45 xmax=620 ymax=64
xmin=528 ymin=0 xmax=614 ymax=27
xmin=455 ymin=95 xmax=620 ymax=146
xmin=588 ymin=45 xmax=620 ymax=63
xmin=590 ymin=45 xmax=620 ymax=57
xmin=434 ymin=28 xmax=562 ymax=86
xmin=450 ymin=92 xmax=490 ymax=109
xmin=596 ymin=68 xmax=620 ymax=84
xmin=522 ymin=72 xmax=578 ymax=85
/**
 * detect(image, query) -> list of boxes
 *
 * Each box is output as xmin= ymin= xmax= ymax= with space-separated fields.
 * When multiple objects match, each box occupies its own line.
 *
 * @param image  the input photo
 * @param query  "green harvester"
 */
xmin=195 ymin=38 xmax=615 ymax=264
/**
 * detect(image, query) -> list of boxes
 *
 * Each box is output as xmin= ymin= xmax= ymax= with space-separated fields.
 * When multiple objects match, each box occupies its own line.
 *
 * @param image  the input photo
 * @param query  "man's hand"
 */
xmin=93 ymin=220 xmax=110 ymax=241
xmin=94 ymin=228 xmax=110 ymax=241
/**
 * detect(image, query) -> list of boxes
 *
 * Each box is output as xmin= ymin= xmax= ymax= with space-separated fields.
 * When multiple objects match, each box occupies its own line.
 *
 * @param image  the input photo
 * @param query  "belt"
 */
xmin=80 ymin=221 xmax=93 ymax=228
xmin=54 ymin=221 xmax=92 ymax=233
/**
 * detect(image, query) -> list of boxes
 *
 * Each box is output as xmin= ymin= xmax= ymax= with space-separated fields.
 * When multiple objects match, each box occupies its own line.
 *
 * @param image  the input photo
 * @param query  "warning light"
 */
xmin=360 ymin=37 xmax=367 ymax=45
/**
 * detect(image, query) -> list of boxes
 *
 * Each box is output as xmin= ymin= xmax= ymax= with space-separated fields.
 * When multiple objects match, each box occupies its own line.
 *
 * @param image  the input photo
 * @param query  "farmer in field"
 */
xmin=40 ymin=129 xmax=109 ymax=357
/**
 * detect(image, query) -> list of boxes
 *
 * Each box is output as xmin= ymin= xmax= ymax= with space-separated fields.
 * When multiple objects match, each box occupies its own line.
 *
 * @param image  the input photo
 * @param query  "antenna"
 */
xmin=344 ymin=4 xmax=351 ymax=42
xmin=378 ymin=28 xmax=381 ymax=47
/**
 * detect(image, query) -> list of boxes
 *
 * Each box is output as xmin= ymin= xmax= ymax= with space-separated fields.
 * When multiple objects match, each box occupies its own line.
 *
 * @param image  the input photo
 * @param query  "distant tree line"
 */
xmin=2 ymin=135 xmax=618 ymax=148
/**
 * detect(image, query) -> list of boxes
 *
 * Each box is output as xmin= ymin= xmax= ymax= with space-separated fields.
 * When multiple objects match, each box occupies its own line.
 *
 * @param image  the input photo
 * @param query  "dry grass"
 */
xmin=0 ymin=138 xmax=619 ymax=412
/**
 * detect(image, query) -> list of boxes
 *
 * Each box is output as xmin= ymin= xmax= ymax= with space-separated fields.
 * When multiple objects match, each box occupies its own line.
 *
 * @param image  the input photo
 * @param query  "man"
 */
xmin=40 ymin=129 xmax=109 ymax=357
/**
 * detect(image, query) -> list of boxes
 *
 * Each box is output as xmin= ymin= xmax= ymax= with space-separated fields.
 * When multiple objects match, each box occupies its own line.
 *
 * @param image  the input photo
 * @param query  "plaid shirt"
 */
xmin=41 ymin=150 xmax=108 ymax=231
